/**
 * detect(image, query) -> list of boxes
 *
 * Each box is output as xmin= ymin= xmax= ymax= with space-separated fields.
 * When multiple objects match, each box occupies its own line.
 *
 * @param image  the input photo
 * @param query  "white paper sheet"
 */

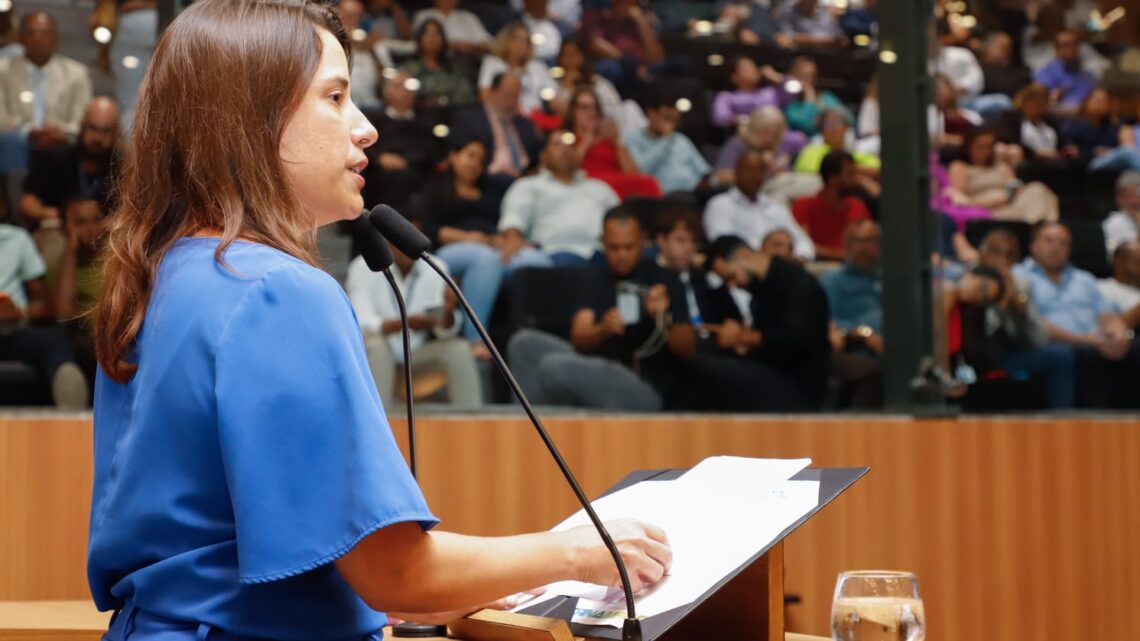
xmin=512 ymin=457 xmax=819 ymax=627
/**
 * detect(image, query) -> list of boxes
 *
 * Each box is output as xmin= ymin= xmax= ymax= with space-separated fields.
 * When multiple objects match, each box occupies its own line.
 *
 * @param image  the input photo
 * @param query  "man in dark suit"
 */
xmin=450 ymin=72 xmax=541 ymax=195
xmin=360 ymin=70 xmax=444 ymax=213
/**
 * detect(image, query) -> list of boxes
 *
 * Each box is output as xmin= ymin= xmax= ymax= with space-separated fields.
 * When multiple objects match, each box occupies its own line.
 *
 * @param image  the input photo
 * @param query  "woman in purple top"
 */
xmin=710 ymin=55 xmax=784 ymax=128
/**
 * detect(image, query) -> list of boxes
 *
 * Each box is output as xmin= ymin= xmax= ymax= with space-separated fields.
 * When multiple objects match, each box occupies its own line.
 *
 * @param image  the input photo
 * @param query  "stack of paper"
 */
xmin=512 ymin=456 xmax=820 ymax=627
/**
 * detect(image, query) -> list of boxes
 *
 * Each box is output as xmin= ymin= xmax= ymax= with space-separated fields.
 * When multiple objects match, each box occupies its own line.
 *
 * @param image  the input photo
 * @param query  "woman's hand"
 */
xmin=561 ymin=519 xmax=672 ymax=592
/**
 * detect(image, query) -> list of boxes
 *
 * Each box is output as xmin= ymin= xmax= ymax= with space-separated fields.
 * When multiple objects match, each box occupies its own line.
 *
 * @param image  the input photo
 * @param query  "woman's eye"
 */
xmin=330 ymin=92 xmax=344 ymax=105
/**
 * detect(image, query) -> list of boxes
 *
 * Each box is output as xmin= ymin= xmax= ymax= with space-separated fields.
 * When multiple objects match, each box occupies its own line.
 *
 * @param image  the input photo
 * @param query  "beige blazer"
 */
xmin=0 ymin=54 xmax=93 ymax=136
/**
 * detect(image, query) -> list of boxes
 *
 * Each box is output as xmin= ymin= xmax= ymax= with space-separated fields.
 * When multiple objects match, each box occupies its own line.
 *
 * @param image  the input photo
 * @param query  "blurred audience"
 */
xmin=623 ymin=89 xmax=710 ymax=194
xmin=1058 ymin=87 xmax=1118 ymax=168
xmin=775 ymin=0 xmax=844 ymax=48
xmin=705 ymin=150 xmax=815 ymax=260
xmin=347 ymin=230 xmax=483 ymax=410
xmin=452 ymin=72 xmax=541 ymax=190
xmin=336 ymin=0 xmax=382 ymax=111
xmin=50 ymin=198 xmax=103 ymax=385
xmin=497 ymin=130 xmax=619 ymax=267
xmin=1099 ymin=241 xmax=1140 ymax=331
xmin=711 ymin=55 xmax=783 ymax=129
xmin=478 ymin=22 xmax=557 ymax=114
xmin=399 ymin=18 xmax=476 ymax=108
xmin=361 ymin=70 xmax=443 ymax=214
xmin=579 ymin=0 xmax=665 ymax=91
xmin=508 ymin=208 xmax=695 ymax=410
xmin=946 ymin=126 xmax=1057 ymax=224
xmin=715 ymin=106 xmax=816 ymax=205
xmin=19 ymin=97 xmax=119 ymax=229
xmin=549 ymin=39 xmax=628 ymax=130
xmin=411 ymin=0 xmax=492 ymax=57
xmin=1103 ymin=170 xmax=1140 ymax=256
xmin=563 ymin=86 xmax=661 ymax=198
xmin=782 ymin=56 xmax=851 ymax=137
xmin=821 ymin=220 xmax=884 ymax=408
xmin=0 ymin=12 xmax=92 ymax=174
xmin=1032 ymin=30 xmax=1097 ymax=115
xmin=516 ymin=0 xmax=564 ymax=63
xmin=792 ymin=151 xmax=871 ymax=262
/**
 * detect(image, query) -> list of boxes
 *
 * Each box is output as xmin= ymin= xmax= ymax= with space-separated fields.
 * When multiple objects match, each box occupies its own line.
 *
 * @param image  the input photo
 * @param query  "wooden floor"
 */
xmin=3 ymin=413 xmax=1138 ymax=641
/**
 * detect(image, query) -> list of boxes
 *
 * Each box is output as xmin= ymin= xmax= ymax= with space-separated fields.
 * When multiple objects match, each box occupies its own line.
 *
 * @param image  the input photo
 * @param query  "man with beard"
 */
xmin=792 ymin=150 xmax=871 ymax=262
xmin=19 ymin=97 xmax=119 ymax=227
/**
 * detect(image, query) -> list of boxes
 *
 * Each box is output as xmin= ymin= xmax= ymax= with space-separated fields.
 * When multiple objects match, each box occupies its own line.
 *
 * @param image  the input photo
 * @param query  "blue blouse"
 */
xmin=88 ymin=238 xmax=438 ymax=640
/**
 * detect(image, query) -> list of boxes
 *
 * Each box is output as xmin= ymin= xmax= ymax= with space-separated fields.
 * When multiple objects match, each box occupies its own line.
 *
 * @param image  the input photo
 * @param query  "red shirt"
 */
xmin=791 ymin=193 xmax=870 ymax=253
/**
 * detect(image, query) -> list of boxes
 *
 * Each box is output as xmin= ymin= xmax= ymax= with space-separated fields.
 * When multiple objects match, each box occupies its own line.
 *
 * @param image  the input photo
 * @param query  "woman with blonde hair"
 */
xmin=89 ymin=1 xmax=669 ymax=639
xmin=477 ymin=21 xmax=556 ymax=114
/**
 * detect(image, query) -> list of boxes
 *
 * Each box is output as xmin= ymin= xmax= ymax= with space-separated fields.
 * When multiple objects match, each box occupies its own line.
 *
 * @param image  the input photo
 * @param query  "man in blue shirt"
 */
xmin=820 ymin=219 xmax=884 ymax=407
xmin=622 ymin=88 xmax=710 ymax=194
xmin=1014 ymin=222 xmax=1140 ymax=407
xmin=1033 ymin=30 xmax=1097 ymax=114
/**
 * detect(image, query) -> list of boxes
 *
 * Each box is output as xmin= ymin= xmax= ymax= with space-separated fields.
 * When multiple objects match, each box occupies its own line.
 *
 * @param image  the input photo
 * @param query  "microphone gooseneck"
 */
xmin=369 ymin=207 xmax=642 ymax=641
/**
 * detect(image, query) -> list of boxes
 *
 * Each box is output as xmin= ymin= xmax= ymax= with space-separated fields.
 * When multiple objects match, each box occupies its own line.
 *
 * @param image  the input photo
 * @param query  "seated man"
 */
xmin=704 ymin=150 xmax=815 ymax=261
xmin=775 ymin=0 xmax=844 ymax=47
xmin=693 ymin=233 xmax=832 ymax=410
xmin=19 ymin=97 xmax=119 ymax=228
xmin=451 ymin=72 xmax=542 ymax=193
xmin=782 ymin=56 xmax=852 ymax=137
xmin=515 ymin=0 xmax=565 ymax=63
xmin=0 ymin=12 xmax=92 ymax=175
xmin=0 ymin=221 xmax=87 ymax=408
xmin=361 ymin=70 xmax=443 ymax=213
xmin=345 ymin=230 xmax=482 ymax=410
xmin=412 ymin=0 xmax=493 ymax=57
xmin=820 ymin=220 xmax=884 ymax=408
xmin=1099 ymin=240 xmax=1140 ymax=331
xmin=622 ymin=89 xmax=710 ymax=194
xmin=580 ymin=0 xmax=665 ymax=91
xmin=1033 ymin=30 xmax=1097 ymax=114
xmin=498 ymin=130 xmax=620 ymax=267
xmin=713 ymin=106 xmax=817 ymax=206
xmin=792 ymin=150 xmax=871 ymax=262
xmin=1102 ymin=170 xmax=1140 ymax=257
xmin=1014 ymin=222 xmax=1140 ymax=407
xmin=979 ymin=32 xmax=1032 ymax=101
xmin=507 ymin=208 xmax=696 ymax=411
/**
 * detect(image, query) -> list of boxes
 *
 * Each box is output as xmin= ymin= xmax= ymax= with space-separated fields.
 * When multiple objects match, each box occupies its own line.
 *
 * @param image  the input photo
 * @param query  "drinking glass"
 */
xmin=831 ymin=571 xmax=925 ymax=641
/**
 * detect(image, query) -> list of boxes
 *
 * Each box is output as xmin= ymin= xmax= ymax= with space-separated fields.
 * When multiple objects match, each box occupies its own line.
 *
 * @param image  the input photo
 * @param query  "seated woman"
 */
xmin=946 ymin=125 xmax=1058 ymax=226
xmin=999 ymin=82 xmax=1065 ymax=160
xmin=548 ymin=39 xmax=631 ymax=130
xmin=1092 ymin=100 xmax=1140 ymax=172
xmin=563 ymin=87 xmax=661 ymax=199
xmin=1059 ymin=87 xmax=1121 ymax=169
xmin=398 ymin=18 xmax=475 ymax=108
xmin=711 ymin=55 xmax=783 ymax=128
xmin=415 ymin=138 xmax=506 ymax=359
xmin=478 ymin=22 xmax=556 ymax=116
xmin=782 ymin=55 xmax=852 ymax=137
xmin=714 ymin=106 xmax=816 ymax=205
xmin=929 ymin=73 xmax=983 ymax=150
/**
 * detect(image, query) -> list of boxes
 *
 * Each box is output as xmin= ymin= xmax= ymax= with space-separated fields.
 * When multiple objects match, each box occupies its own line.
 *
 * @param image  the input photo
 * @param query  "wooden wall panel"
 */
xmin=2 ymin=414 xmax=1138 ymax=641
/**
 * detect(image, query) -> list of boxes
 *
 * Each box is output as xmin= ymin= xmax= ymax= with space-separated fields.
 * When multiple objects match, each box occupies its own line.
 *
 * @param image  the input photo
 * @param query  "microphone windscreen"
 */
xmin=368 ymin=204 xmax=431 ymax=258
xmin=348 ymin=211 xmax=394 ymax=272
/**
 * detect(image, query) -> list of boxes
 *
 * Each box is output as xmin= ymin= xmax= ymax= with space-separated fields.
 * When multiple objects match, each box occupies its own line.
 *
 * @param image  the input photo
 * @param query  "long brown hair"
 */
xmin=96 ymin=0 xmax=349 ymax=383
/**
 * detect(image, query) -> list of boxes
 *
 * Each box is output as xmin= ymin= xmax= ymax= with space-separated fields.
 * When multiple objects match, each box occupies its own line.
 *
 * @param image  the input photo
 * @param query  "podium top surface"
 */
xmin=518 ymin=466 xmax=868 ymax=641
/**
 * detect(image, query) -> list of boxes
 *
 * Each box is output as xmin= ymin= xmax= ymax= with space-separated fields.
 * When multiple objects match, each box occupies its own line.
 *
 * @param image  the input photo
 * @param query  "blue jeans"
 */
xmin=1001 ymin=343 xmax=1076 ymax=409
xmin=1089 ymin=147 xmax=1140 ymax=172
xmin=435 ymin=242 xmax=506 ymax=342
xmin=0 ymin=130 xmax=28 ymax=174
xmin=963 ymin=93 xmax=1013 ymax=118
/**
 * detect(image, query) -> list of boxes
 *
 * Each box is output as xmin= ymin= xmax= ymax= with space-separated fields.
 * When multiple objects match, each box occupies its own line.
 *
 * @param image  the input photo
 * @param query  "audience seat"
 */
xmin=503 ymin=266 xmax=592 ymax=340
xmin=1082 ymin=169 xmax=1120 ymax=219
xmin=1064 ymin=219 xmax=1111 ymax=278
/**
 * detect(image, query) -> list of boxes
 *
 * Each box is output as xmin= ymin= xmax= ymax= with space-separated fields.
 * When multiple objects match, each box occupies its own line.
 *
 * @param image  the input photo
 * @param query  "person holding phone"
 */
xmin=89 ymin=2 xmax=671 ymax=639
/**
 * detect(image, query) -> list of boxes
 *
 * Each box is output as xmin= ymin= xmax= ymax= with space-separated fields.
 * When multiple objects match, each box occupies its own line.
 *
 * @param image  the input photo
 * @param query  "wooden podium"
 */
xmin=0 ymin=468 xmax=864 ymax=641
xmin=450 ymin=466 xmax=866 ymax=641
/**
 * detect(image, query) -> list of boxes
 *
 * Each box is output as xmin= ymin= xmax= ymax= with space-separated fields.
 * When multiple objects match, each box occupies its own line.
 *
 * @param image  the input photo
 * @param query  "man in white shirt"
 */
xmin=498 ymin=130 xmax=621 ymax=266
xmin=1102 ymin=170 xmax=1140 ymax=257
xmin=412 ymin=0 xmax=492 ymax=56
xmin=704 ymin=150 xmax=815 ymax=261
xmin=1099 ymin=241 xmax=1140 ymax=330
xmin=345 ymin=236 xmax=482 ymax=409
xmin=0 ymin=12 xmax=92 ymax=174
xmin=517 ymin=0 xmax=564 ymax=63
xmin=511 ymin=0 xmax=581 ymax=27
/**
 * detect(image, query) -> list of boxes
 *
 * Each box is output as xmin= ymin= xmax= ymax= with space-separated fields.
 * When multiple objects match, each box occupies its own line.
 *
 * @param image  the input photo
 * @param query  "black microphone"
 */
xmin=368 ymin=205 xmax=644 ymax=641
xmin=348 ymin=210 xmax=445 ymax=639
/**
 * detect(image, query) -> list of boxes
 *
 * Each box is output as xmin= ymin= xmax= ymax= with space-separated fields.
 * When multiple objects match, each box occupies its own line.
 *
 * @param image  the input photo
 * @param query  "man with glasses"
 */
xmin=19 ymin=97 xmax=119 ymax=228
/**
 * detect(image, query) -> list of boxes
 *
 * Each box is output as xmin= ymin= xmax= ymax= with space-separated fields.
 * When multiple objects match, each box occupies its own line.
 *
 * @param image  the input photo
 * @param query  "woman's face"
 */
xmin=419 ymin=23 xmax=444 ymax=57
xmin=559 ymin=42 xmax=584 ymax=74
xmin=732 ymin=58 xmax=762 ymax=91
xmin=1022 ymin=93 xmax=1047 ymax=120
xmin=506 ymin=27 xmax=530 ymax=64
xmin=968 ymin=133 xmax=995 ymax=165
xmin=279 ymin=29 xmax=377 ymax=228
xmin=450 ymin=141 xmax=486 ymax=185
xmin=572 ymin=92 xmax=600 ymax=132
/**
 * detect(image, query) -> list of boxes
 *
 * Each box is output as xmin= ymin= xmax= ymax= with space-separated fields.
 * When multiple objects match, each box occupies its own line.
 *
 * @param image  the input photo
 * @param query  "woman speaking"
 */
xmin=88 ymin=1 xmax=671 ymax=639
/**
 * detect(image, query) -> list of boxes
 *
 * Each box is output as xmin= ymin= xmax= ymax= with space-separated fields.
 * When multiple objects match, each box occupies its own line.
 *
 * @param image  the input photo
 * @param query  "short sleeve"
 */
xmin=215 ymin=263 xmax=437 ymax=584
xmin=17 ymin=229 xmax=46 ymax=282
